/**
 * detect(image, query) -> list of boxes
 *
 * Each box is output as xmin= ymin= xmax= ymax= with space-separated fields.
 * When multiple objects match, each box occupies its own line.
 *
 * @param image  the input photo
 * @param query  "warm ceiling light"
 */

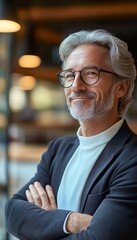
xmin=18 ymin=76 xmax=36 ymax=91
xmin=19 ymin=55 xmax=41 ymax=68
xmin=0 ymin=19 xmax=21 ymax=32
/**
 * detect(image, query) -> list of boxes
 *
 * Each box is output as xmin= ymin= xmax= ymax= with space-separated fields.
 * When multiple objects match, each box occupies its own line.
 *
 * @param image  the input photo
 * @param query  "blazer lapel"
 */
xmin=51 ymin=138 xmax=79 ymax=196
xmin=79 ymin=121 xmax=133 ymax=212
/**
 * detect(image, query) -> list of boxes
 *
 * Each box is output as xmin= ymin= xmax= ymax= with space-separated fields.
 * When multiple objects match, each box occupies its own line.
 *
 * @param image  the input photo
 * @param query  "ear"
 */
xmin=115 ymin=80 xmax=130 ymax=98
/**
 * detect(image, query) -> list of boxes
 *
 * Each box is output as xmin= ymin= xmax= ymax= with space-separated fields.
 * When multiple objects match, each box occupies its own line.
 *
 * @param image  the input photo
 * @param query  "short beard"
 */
xmin=67 ymin=85 xmax=116 ymax=121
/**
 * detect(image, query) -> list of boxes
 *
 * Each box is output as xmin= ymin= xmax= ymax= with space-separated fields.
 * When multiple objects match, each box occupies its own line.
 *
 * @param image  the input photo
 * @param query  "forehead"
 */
xmin=65 ymin=44 xmax=110 ymax=68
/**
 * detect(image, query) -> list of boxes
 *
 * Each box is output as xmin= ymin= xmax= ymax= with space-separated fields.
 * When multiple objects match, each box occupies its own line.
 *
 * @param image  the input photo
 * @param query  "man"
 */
xmin=5 ymin=29 xmax=137 ymax=240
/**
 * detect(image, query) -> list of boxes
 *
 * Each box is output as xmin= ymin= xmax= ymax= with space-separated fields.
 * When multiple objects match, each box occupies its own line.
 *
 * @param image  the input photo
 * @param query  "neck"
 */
xmin=79 ymin=115 xmax=122 ymax=137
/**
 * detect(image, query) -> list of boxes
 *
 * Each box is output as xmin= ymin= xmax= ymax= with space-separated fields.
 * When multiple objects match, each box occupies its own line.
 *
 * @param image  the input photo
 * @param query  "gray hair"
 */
xmin=59 ymin=29 xmax=136 ymax=116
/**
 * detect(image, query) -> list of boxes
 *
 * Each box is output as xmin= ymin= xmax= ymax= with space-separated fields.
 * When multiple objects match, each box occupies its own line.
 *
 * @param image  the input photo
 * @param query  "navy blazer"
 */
xmin=5 ymin=121 xmax=137 ymax=240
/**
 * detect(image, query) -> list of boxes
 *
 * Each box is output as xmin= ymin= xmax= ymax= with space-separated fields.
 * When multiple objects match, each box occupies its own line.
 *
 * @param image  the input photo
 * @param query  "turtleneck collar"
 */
xmin=77 ymin=119 xmax=124 ymax=149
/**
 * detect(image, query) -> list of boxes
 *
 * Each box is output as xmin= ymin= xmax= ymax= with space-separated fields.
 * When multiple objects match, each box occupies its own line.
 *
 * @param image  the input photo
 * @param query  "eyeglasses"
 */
xmin=57 ymin=66 xmax=117 ymax=88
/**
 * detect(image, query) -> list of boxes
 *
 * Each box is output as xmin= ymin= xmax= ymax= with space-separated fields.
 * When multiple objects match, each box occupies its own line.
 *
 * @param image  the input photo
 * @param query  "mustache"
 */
xmin=67 ymin=92 xmax=97 ymax=100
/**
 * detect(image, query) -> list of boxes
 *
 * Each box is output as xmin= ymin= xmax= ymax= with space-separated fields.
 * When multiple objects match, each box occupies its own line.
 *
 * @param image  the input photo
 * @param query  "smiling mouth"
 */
xmin=71 ymin=96 xmax=93 ymax=102
xmin=68 ymin=92 xmax=96 ymax=102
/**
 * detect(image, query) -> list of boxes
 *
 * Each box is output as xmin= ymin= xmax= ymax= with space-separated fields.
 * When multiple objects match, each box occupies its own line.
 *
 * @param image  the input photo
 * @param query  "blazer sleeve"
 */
xmin=5 ymin=139 xmax=71 ymax=240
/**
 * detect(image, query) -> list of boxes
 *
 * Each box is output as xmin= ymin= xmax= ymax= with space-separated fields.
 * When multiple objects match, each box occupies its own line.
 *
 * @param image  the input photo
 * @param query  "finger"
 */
xmin=29 ymin=184 xmax=42 ymax=207
xmin=25 ymin=189 xmax=34 ymax=204
xmin=34 ymin=182 xmax=50 ymax=209
xmin=45 ymin=185 xmax=57 ymax=209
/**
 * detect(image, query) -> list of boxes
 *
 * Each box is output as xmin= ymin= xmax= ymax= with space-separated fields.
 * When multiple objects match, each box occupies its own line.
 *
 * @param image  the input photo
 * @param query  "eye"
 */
xmin=64 ymin=72 xmax=74 ymax=81
xmin=84 ymin=69 xmax=98 ymax=77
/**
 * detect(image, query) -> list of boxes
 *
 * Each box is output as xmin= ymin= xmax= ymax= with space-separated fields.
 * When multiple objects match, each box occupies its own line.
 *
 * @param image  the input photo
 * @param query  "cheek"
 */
xmin=94 ymin=89 xmax=110 ymax=102
xmin=64 ymin=89 xmax=70 ymax=100
xmin=95 ymin=81 xmax=114 ymax=100
xmin=92 ymin=81 xmax=104 ymax=99
xmin=93 ymin=87 xmax=103 ymax=101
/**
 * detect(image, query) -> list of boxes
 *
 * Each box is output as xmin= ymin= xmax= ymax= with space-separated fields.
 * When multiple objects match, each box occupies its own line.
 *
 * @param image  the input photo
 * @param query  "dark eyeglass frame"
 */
xmin=57 ymin=66 xmax=117 ymax=88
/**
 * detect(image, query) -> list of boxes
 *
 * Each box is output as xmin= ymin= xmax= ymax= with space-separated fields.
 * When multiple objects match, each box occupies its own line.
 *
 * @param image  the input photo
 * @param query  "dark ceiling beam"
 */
xmin=13 ymin=65 xmax=61 ymax=82
xmin=16 ymin=24 xmax=62 ymax=45
xmin=34 ymin=28 xmax=62 ymax=45
xmin=17 ymin=2 xmax=137 ymax=22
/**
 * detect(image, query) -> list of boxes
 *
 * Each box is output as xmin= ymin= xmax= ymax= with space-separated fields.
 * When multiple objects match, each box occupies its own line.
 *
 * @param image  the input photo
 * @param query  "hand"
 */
xmin=26 ymin=182 xmax=92 ymax=234
xmin=25 ymin=182 xmax=57 ymax=210
xmin=66 ymin=212 xmax=92 ymax=234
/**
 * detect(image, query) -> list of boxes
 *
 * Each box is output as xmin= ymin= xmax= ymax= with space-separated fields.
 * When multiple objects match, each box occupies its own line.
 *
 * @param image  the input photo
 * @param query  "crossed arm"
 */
xmin=25 ymin=181 xmax=92 ymax=234
xmin=6 ymin=135 xmax=137 ymax=240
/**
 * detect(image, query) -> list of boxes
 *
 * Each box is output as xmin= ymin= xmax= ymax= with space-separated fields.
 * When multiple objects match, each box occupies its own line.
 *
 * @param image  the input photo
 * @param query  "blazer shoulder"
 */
xmin=50 ymin=135 xmax=78 ymax=146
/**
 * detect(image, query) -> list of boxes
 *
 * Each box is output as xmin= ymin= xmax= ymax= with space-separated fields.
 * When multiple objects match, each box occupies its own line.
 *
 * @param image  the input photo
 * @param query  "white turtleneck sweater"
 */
xmin=57 ymin=119 xmax=123 ymax=212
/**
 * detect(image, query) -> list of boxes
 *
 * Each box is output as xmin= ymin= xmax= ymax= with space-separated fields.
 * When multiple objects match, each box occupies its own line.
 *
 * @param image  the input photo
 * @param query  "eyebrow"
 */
xmin=63 ymin=65 xmax=94 ymax=71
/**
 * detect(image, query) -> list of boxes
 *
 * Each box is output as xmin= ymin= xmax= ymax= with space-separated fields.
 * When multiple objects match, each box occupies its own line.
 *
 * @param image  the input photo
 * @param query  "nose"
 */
xmin=71 ymin=71 xmax=86 ymax=91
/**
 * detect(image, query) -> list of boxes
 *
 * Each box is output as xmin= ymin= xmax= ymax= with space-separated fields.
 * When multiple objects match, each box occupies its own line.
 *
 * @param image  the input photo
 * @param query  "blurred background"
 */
xmin=0 ymin=0 xmax=137 ymax=239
